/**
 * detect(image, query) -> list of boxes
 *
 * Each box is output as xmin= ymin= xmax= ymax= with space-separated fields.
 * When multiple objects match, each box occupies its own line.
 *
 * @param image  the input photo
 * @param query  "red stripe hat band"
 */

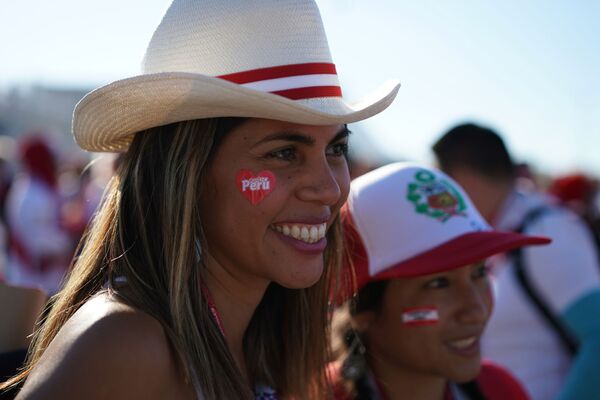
xmin=217 ymin=62 xmax=342 ymax=100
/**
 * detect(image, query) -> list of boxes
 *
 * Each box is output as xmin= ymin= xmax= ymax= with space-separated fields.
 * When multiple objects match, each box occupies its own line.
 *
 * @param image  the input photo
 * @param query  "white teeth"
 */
xmin=292 ymin=225 xmax=300 ymax=239
xmin=274 ymin=222 xmax=328 ymax=244
xmin=318 ymin=224 xmax=325 ymax=238
xmin=301 ymin=227 xmax=309 ymax=241
xmin=449 ymin=336 xmax=477 ymax=349
xmin=309 ymin=226 xmax=318 ymax=243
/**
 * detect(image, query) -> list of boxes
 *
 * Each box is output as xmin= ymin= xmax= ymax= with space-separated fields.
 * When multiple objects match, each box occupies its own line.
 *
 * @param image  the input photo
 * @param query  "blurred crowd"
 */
xmin=0 ymin=134 xmax=118 ymax=295
xmin=2 ymin=124 xmax=600 ymax=399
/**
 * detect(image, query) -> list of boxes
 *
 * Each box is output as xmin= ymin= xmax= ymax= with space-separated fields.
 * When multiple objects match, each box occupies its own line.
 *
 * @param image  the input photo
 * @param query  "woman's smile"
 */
xmin=273 ymin=222 xmax=328 ymax=244
xmin=272 ymin=222 xmax=328 ymax=254
xmin=444 ymin=333 xmax=482 ymax=357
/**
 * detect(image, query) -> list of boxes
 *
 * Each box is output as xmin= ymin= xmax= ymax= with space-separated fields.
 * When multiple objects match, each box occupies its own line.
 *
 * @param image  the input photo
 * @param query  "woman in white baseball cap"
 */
xmin=1 ymin=1 xmax=399 ymax=399
xmin=330 ymin=163 xmax=550 ymax=400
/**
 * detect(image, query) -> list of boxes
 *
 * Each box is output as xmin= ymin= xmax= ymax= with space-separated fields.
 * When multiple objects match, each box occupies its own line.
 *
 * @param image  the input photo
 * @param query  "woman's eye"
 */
xmin=266 ymin=147 xmax=296 ymax=161
xmin=472 ymin=263 xmax=490 ymax=279
xmin=327 ymin=142 xmax=349 ymax=158
xmin=425 ymin=277 xmax=449 ymax=289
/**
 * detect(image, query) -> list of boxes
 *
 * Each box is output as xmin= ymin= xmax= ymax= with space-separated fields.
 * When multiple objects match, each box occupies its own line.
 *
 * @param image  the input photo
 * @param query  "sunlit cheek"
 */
xmin=235 ymin=169 xmax=277 ymax=206
xmin=484 ymin=282 xmax=494 ymax=314
xmin=401 ymin=305 xmax=440 ymax=327
xmin=340 ymin=181 xmax=350 ymax=202
xmin=335 ymin=171 xmax=351 ymax=205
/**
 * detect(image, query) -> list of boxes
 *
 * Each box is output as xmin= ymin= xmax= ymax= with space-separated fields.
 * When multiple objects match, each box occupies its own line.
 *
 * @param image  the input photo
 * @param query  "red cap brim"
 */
xmin=369 ymin=230 xmax=551 ymax=284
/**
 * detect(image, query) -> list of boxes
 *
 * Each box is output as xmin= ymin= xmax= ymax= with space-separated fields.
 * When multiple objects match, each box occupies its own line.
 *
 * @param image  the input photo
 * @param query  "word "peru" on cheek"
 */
xmin=236 ymin=170 xmax=276 ymax=205
xmin=402 ymin=306 xmax=439 ymax=326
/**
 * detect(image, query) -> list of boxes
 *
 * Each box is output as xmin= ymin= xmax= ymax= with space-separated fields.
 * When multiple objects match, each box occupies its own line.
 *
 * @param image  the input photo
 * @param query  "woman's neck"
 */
xmin=368 ymin=353 xmax=447 ymax=400
xmin=203 ymin=255 xmax=269 ymax=383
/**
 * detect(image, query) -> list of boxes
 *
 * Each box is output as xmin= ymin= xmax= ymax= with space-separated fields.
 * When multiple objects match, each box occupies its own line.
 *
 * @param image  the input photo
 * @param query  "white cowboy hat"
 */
xmin=73 ymin=0 xmax=401 ymax=152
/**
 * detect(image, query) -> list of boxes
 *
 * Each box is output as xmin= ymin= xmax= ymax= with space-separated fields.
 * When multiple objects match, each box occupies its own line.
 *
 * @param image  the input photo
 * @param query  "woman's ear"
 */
xmin=351 ymin=311 xmax=376 ymax=333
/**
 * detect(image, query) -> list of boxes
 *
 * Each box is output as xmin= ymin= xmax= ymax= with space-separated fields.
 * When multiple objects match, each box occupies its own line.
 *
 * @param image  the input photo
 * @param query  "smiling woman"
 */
xmin=0 ymin=1 xmax=399 ymax=399
xmin=331 ymin=163 xmax=550 ymax=400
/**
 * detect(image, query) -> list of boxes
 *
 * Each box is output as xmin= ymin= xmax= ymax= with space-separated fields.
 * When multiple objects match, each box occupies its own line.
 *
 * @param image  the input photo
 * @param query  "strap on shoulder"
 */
xmin=510 ymin=205 xmax=580 ymax=355
xmin=512 ymin=205 xmax=554 ymax=234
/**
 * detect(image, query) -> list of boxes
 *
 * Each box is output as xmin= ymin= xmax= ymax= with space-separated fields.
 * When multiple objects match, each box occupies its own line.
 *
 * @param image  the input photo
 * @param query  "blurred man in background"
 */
xmin=432 ymin=123 xmax=600 ymax=400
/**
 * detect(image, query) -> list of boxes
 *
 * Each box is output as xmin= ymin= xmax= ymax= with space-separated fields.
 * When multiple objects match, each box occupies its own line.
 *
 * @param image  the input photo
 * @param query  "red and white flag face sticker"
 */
xmin=236 ymin=170 xmax=276 ymax=205
xmin=402 ymin=306 xmax=439 ymax=326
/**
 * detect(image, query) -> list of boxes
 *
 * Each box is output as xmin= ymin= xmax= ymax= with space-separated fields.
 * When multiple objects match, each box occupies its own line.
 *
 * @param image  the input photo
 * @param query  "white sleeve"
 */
xmin=523 ymin=209 xmax=600 ymax=313
xmin=16 ymin=187 xmax=70 ymax=256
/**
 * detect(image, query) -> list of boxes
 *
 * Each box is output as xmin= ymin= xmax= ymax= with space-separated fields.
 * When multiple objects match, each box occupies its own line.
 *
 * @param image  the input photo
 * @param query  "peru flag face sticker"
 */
xmin=402 ymin=306 xmax=439 ymax=326
xmin=236 ymin=170 xmax=276 ymax=205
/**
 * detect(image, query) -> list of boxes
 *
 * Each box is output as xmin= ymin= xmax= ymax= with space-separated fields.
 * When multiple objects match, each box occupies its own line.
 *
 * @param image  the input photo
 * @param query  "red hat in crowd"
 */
xmin=19 ymin=135 xmax=57 ymax=188
xmin=548 ymin=173 xmax=596 ymax=204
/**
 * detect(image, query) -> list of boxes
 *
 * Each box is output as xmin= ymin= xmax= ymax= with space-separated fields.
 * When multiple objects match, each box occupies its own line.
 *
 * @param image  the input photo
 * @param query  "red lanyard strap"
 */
xmin=200 ymin=282 xmax=226 ymax=338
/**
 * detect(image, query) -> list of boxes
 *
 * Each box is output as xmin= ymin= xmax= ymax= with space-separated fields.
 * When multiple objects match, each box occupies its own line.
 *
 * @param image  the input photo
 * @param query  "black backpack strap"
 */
xmin=586 ymin=219 xmax=600 ymax=259
xmin=457 ymin=381 xmax=486 ymax=400
xmin=509 ymin=206 xmax=580 ymax=355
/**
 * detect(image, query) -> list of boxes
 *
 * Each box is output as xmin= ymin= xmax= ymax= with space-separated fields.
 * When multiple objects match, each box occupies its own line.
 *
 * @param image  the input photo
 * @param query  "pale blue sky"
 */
xmin=1 ymin=1 xmax=599 ymax=176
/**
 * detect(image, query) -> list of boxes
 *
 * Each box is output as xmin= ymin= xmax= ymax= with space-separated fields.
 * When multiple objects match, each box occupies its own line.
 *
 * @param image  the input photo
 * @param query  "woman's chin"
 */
xmin=275 ymin=263 xmax=324 ymax=289
xmin=445 ymin=360 xmax=482 ymax=384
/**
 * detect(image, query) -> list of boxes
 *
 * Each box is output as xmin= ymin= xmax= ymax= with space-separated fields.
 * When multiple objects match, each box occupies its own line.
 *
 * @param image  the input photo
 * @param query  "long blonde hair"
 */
xmin=2 ymin=118 xmax=345 ymax=399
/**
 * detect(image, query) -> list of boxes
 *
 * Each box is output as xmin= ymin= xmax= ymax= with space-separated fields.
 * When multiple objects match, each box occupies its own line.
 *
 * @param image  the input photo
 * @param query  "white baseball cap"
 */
xmin=343 ymin=162 xmax=551 ymax=292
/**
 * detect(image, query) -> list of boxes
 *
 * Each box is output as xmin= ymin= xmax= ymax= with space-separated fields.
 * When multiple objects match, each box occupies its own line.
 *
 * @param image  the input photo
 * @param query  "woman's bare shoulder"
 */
xmin=18 ymin=293 xmax=195 ymax=400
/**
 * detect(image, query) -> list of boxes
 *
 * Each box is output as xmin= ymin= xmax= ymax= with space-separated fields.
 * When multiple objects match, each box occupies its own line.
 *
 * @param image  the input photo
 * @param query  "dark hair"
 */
xmin=432 ymin=123 xmax=515 ymax=182
xmin=350 ymin=280 xmax=389 ymax=316
xmin=333 ymin=281 xmax=389 ymax=399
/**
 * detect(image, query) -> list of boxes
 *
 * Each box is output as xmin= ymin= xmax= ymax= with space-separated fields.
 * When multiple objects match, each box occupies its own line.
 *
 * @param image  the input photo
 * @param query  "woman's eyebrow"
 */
xmin=253 ymin=132 xmax=315 ymax=147
xmin=252 ymin=126 xmax=349 ymax=148
xmin=330 ymin=126 xmax=351 ymax=144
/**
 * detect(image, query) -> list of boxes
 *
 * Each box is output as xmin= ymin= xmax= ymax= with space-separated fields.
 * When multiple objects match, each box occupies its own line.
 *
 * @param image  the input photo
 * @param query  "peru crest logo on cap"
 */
xmin=407 ymin=170 xmax=467 ymax=223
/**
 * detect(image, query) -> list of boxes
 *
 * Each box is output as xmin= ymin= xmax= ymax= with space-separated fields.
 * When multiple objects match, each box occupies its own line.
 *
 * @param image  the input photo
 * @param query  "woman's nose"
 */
xmin=296 ymin=158 xmax=347 ymax=206
xmin=456 ymin=286 xmax=491 ymax=325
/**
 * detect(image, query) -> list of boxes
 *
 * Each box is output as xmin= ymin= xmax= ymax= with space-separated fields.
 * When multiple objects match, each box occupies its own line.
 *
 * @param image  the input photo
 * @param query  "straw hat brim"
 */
xmin=73 ymin=72 xmax=400 ymax=152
